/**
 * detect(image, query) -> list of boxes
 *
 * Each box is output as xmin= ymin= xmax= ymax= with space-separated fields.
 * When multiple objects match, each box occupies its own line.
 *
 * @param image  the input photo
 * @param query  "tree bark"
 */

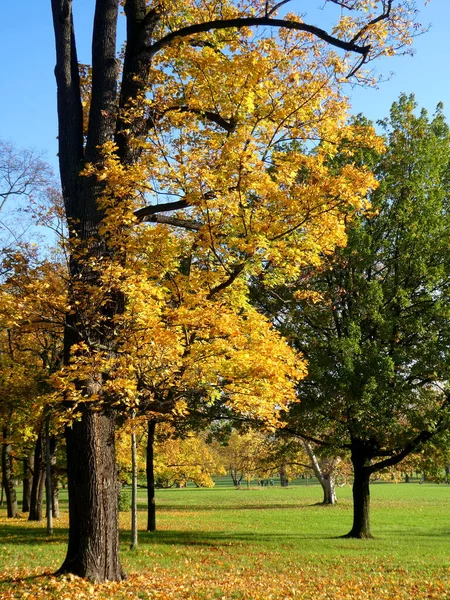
xmin=146 ymin=419 xmax=156 ymax=532
xmin=29 ymin=430 xmax=45 ymax=521
xmin=2 ymin=426 xmax=18 ymax=518
xmin=22 ymin=453 xmax=34 ymax=512
xmin=57 ymin=406 xmax=124 ymax=581
xmin=344 ymin=443 xmax=373 ymax=538
xmin=130 ymin=413 xmax=138 ymax=549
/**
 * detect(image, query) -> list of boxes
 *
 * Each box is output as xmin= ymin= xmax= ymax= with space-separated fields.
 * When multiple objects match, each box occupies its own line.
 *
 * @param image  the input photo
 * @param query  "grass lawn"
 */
xmin=1 ymin=482 xmax=450 ymax=598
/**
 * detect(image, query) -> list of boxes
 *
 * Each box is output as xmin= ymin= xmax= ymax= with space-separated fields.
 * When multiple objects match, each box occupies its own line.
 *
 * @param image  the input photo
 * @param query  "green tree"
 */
xmin=266 ymin=95 xmax=450 ymax=537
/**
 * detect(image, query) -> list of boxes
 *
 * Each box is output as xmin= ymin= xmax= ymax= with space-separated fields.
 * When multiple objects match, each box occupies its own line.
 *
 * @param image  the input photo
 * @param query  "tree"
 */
xmin=50 ymin=0 xmax=424 ymax=581
xmin=278 ymin=96 xmax=450 ymax=537
xmin=0 ymin=139 xmax=54 ymax=252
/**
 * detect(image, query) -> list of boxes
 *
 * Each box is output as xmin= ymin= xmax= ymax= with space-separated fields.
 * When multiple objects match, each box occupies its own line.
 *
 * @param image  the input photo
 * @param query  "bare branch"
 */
xmin=142 ymin=17 xmax=371 ymax=61
xmin=137 ymin=213 xmax=200 ymax=231
xmin=134 ymin=199 xmax=189 ymax=220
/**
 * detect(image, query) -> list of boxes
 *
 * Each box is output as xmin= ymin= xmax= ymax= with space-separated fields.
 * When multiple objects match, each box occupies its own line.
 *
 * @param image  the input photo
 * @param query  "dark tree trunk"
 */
xmin=2 ymin=427 xmax=18 ymax=518
xmin=22 ymin=453 xmax=34 ymax=512
xmin=29 ymin=431 xmax=45 ymax=521
xmin=344 ymin=444 xmax=373 ymax=538
xmin=57 ymin=407 xmax=124 ymax=581
xmin=146 ymin=420 xmax=156 ymax=532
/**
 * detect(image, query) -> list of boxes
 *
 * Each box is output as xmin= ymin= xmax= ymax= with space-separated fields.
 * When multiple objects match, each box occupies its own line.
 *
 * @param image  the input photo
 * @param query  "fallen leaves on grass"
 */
xmin=1 ymin=564 xmax=450 ymax=599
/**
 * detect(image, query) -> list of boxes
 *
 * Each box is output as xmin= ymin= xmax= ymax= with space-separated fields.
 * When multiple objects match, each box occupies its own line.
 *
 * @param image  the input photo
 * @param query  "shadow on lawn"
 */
xmin=0 ymin=571 xmax=55 ymax=586
xmin=0 ymin=524 xmax=68 ymax=545
xmin=133 ymin=529 xmax=335 ymax=547
xmin=155 ymin=502 xmax=317 ymax=512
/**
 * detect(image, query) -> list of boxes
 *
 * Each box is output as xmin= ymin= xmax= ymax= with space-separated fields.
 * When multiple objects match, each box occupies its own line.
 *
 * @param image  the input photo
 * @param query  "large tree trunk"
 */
xmin=57 ymin=407 xmax=124 ymax=581
xmin=2 ymin=426 xmax=18 ymax=518
xmin=22 ymin=453 xmax=34 ymax=512
xmin=344 ymin=444 xmax=372 ymax=538
xmin=29 ymin=430 xmax=45 ymax=521
xmin=146 ymin=420 xmax=156 ymax=532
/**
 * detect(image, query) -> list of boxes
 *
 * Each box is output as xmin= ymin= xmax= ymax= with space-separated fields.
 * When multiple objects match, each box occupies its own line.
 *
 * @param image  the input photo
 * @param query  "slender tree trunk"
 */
xmin=57 ymin=406 xmax=124 ymax=581
xmin=22 ymin=453 xmax=34 ymax=512
xmin=45 ymin=417 xmax=53 ymax=535
xmin=29 ymin=430 xmax=45 ymax=521
xmin=146 ymin=420 xmax=156 ymax=532
xmin=2 ymin=426 xmax=18 ymax=518
xmin=303 ymin=440 xmax=337 ymax=505
xmin=344 ymin=445 xmax=373 ymax=538
xmin=279 ymin=465 xmax=288 ymax=487
xmin=130 ymin=412 xmax=138 ymax=549
xmin=50 ymin=436 xmax=60 ymax=518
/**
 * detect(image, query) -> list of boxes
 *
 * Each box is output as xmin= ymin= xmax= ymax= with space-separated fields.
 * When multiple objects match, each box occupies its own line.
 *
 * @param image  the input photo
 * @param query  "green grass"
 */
xmin=1 ymin=482 xmax=450 ymax=598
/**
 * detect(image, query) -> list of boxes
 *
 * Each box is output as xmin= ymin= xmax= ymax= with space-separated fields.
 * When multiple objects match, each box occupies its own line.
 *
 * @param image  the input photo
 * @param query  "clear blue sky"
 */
xmin=0 ymin=1 xmax=449 ymax=176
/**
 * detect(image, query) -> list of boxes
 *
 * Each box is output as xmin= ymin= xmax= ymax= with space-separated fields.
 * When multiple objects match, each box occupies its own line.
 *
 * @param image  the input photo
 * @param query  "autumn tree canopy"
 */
xmin=49 ymin=0 xmax=427 ymax=581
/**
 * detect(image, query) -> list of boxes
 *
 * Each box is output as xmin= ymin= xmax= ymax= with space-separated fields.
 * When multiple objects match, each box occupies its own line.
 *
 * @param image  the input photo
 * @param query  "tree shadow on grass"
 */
xmin=130 ymin=529 xmax=336 ymax=548
xmin=155 ymin=503 xmax=316 ymax=512
xmin=0 ymin=571 xmax=55 ymax=586
xmin=0 ymin=524 xmax=68 ymax=545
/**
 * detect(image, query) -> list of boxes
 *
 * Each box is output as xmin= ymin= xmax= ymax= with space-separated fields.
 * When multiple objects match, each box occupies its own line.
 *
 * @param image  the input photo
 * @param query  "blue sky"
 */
xmin=0 ymin=1 xmax=449 ymax=176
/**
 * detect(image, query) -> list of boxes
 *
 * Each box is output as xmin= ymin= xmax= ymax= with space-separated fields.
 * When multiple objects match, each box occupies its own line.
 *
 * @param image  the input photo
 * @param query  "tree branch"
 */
xmin=142 ymin=17 xmax=371 ymax=62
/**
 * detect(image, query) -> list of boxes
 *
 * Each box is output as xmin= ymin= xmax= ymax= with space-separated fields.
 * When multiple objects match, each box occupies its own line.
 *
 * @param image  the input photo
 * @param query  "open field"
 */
xmin=1 ymin=482 xmax=450 ymax=599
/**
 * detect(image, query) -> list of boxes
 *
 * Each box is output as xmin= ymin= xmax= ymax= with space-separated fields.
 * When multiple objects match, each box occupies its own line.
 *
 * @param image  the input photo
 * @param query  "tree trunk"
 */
xmin=50 ymin=436 xmax=60 ymax=519
xmin=29 ymin=430 xmax=45 ymax=521
xmin=146 ymin=420 xmax=156 ymax=532
xmin=344 ymin=445 xmax=373 ymax=538
xmin=279 ymin=465 xmax=289 ymax=487
xmin=2 ymin=426 xmax=18 ymax=518
xmin=321 ymin=473 xmax=337 ymax=505
xmin=22 ymin=453 xmax=34 ymax=512
xmin=57 ymin=407 xmax=124 ymax=581
xmin=130 ymin=413 xmax=138 ymax=549
xmin=303 ymin=440 xmax=337 ymax=505
xmin=45 ymin=417 xmax=53 ymax=535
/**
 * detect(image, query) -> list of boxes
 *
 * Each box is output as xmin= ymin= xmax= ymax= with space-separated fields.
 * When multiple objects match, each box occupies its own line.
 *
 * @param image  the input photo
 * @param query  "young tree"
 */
xmin=279 ymin=96 xmax=450 ymax=537
xmin=50 ymin=0 xmax=424 ymax=580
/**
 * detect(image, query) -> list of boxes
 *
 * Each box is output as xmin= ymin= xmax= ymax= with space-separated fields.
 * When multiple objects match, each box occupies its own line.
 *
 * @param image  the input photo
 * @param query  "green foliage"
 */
xmin=259 ymin=95 xmax=450 ymax=468
xmin=118 ymin=488 xmax=131 ymax=512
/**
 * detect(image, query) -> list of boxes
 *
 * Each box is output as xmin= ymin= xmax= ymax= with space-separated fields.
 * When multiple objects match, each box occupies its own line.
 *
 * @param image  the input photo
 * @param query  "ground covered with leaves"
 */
xmin=1 ymin=483 xmax=450 ymax=599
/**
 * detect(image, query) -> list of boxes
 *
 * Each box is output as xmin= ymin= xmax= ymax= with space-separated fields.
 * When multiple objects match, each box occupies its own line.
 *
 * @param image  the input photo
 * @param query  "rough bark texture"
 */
xmin=146 ymin=420 xmax=156 ymax=532
xmin=2 ymin=427 xmax=18 ymax=518
xmin=57 ymin=407 xmax=124 ymax=581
